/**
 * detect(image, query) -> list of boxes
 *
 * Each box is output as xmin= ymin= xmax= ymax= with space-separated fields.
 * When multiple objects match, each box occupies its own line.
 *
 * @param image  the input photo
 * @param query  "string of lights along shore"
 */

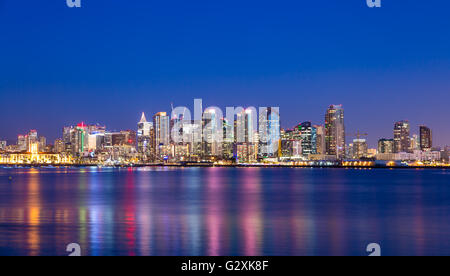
xmin=0 ymin=101 xmax=448 ymax=167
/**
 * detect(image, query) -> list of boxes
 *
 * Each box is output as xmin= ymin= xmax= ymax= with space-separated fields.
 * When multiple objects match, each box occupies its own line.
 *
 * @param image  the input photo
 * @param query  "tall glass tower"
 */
xmin=325 ymin=105 xmax=346 ymax=159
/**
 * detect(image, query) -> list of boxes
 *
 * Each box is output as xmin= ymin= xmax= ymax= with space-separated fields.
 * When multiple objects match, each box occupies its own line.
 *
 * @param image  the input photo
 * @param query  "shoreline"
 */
xmin=0 ymin=163 xmax=449 ymax=169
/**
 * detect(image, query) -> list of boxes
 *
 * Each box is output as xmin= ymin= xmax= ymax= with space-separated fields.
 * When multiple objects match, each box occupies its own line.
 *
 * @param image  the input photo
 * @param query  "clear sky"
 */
xmin=0 ymin=0 xmax=449 ymax=147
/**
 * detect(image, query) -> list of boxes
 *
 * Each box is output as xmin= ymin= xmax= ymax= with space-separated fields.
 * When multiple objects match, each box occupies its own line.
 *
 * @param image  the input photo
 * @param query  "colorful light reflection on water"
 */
xmin=0 ymin=167 xmax=449 ymax=256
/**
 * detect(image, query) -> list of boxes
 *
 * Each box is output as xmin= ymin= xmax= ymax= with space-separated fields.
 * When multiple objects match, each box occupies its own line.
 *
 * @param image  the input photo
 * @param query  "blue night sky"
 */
xmin=0 ymin=0 xmax=449 ymax=147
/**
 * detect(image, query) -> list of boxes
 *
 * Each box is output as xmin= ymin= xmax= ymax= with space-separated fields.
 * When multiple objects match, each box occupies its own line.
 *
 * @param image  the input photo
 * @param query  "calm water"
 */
xmin=0 ymin=167 xmax=449 ymax=256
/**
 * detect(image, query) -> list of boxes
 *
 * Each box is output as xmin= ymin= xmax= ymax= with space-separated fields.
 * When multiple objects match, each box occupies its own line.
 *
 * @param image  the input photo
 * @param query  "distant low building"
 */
xmin=367 ymin=148 xmax=377 ymax=158
xmin=309 ymin=154 xmax=338 ymax=161
xmin=376 ymin=150 xmax=441 ymax=162
xmin=0 ymin=142 xmax=73 ymax=164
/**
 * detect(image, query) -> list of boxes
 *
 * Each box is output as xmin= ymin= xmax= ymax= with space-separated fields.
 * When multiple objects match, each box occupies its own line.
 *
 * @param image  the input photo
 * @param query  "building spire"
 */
xmin=140 ymin=112 xmax=147 ymax=123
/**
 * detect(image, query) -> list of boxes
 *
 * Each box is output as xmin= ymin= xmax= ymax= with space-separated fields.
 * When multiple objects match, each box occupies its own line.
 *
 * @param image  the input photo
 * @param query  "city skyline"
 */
xmin=1 ymin=100 xmax=447 ymax=167
xmin=0 ymin=102 xmax=445 ymax=149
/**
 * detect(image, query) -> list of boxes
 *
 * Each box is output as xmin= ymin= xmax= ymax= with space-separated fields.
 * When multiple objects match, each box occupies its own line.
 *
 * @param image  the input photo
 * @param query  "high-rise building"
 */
xmin=182 ymin=120 xmax=203 ymax=158
xmin=419 ymin=125 xmax=432 ymax=151
xmin=378 ymin=139 xmax=394 ymax=154
xmin=74 ymin=123 xmax=88 ymax=155
xmin=394 ymin=120 xmax=410 ymax=153
xmin=222 ymin=118 xmax=234 ymax=159
xmin=170 ymin=114 xmax=184 ymax=144
xmin=39 ymin=136 xmax=46 ymax=150
xmin=17 ymin=135 xmax=27 ymax=151
xmin=353 ymin=139 xmax=368 ymax=159
xmin=27 ymin=130 xmax=38 ymax=152
xmin=235 ymin=110 xmax=246 ymax=143
xmin=410 ymin=134 xmax=420 ymax=151
xmin=39 ymin=136 xmax=47 ymax=152
xmin=298 ymin=122 xmax=317 ymax=157
xmin=153 ymin=112 xmax=170 ymax=156
xmin=258 ymin=107 xmax=281 ymax=159
xmin=280 ymin=128 xmax=302 ymax=159
xmin=233 ymin=108 xmax=257 ymax=161
xmin=234 ymin=108 xmax=256 ymax=144
xmin=137 ymin=112 xmax=154 ymax=158
xmin=138 ymin=112 xmax=152 ymax=137
xmin=314 ymin=125 xmax=325 ymax=155
xmin=62 ymin=123 xmax=106 ymax=155
xmin=325 ymin=105 xmax=345 ymax=159
xmin=62 ymin=126 xmax=73 ymax=153
xmin=54 ymin=139 xmax=65 ymax=153
xmin=202 ymin=109 xmax=222 ymax=158
xmin=87 ymin=133 xmax=105 ymax=152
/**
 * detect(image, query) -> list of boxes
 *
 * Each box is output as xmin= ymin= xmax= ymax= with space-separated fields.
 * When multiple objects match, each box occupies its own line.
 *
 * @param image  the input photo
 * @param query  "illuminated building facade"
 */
xmin=153 ymin=112 xmax=170 ymax=157
xmin=202 ymin=109 xmax=222 ymax=158
xmin=420 ymin=125 xmax=432 ymax=151
xmin=0 ymin=100 xmax=447 ymax=166
xmin=378 ymin=139 xmax=394 ymax=154
xmin=17 ymin=135 xmax=27 ymax=151
xmin=352 ymin=138 xmax=368 ymax=159
xmin=222 ymin=118 xmax=234 ymax=159
xmin=39 ymin=136 xmax=46 ymax=152
xmin=314 ymin=125 xmax=325 ymax=155
xmin=0 ymin=141 xmax=73 ymax=165
xmin=394 ymin=120 xmax=410 ymax=153
xmin=325 ymin=105 xmax=346 ymax=159
xmin=137 ymin=112 xmax=154 ymax=160
xmin=54 ymin=139 xmax=65 ymax=153
xmin=258 ymin=107 xmax=280 ymax=159
xmin=26 ymin=130 xmax=38 ymax=152
xmin=298 ymin=122 xmax=317 ymax=158
xmin=235 ymin=143 xmax=258 ymax=163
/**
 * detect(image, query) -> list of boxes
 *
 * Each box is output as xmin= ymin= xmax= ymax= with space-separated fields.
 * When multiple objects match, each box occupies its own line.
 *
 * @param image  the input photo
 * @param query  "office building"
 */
xmin=258 ymin=107 xmax=280 ymax=159
xmin=420 ymin=125 xmax=432 ymax=151
xmin=153 ymin=112 xmax=170 ymax=156
xmin=325 ymin=105 xmax=346 ymax=159
xmin=378 ymin=139 xmax=394 ymax=154
xmin=394 ymin=120 xmax=410 ymax=153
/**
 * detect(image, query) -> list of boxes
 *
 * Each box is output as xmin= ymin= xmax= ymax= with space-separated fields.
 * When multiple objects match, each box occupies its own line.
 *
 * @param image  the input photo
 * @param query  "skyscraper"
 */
xmin=325 ymin=105 xmax=345 ymax=159
xmin=17 ymin=135 xmax=27 ymax=151
xmin=298 ymin=122 xmax=317 ymax=157
xmin=202 ymin=109 xmax=222 ymax=157
xmin=137 ymin=112 xmax=154 ymax=157
xmin=138 ymin=112 xmax=152 ymax=137
xmin=39 ymin=136 xmax=47 ymax=152
xmin=54 ymin=139 xmax=65 ymax=153
xmin=314 ymin=125 xmax=325 ymax=155
xmin=410 ymin=134 xmax=420 ymax=151
xmin=26 ymin=130 xmax=38 ymax=152
xmin=419 ymin=125 xmax=432 ymax=151
xmin=153 ymin=112 xmax=170 ymax=156
xmin=394 ymin=120 xmax=410 ymax=153
xmin=234 ymin=108 xmax=257 ymax=142
xmin=258 ymin=107 xmax=280 ymax=158
xmin=222 ymin=118 xmax=234 ymax=159
xmin=234 ymin=108 xmax=258 ymax=162
xmin=74 ymin=123 xmax=87 ymax=155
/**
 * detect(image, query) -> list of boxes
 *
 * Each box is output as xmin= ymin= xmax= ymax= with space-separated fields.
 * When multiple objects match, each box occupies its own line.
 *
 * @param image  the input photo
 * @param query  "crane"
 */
xmin=347 ymin=131 xmax=368 ymax=140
